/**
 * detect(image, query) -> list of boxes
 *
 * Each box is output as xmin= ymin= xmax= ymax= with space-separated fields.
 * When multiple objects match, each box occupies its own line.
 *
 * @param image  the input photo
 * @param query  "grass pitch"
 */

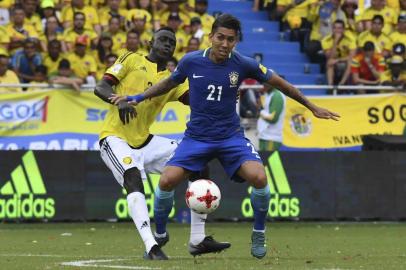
xmin=0 ymin=222 xmax=405 ymax=270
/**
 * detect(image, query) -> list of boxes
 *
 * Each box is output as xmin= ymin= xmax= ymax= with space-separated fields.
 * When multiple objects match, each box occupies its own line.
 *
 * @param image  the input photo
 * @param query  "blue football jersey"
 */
xmin=171 ymin=48 xmax=273 ymax=141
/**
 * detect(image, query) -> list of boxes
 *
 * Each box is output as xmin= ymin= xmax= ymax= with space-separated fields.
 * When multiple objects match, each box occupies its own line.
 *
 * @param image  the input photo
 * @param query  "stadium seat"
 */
xmin=237 ymin=41 xmax=300 ymax=52
xmin=231 ymin=11 xmax=269 ymax=20
xmin=267 ymin=63 xmax=321 ymax=74
xmin=241 ymin=20 xmax=279 ymax=32
xmin=208 ymin=0 xmax=253 ymax=13
xmin=241 ymin=32 xmax=280 ymax=42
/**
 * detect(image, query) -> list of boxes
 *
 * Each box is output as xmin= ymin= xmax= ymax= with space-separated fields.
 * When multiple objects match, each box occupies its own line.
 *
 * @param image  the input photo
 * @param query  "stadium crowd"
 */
xmin=0 ymin=0 xmax=404 ymax=92
xmin=256 ymin=0 xmax=406 ymax=91
xmin=0 ymin=0 xmax=214 ymax=91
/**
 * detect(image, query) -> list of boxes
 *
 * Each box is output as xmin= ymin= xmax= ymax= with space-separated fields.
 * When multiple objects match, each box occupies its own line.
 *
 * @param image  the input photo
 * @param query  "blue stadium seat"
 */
xmin=237 ymin=52 xmax=308 ymax=63
xmin=231 ymin=11 xmax=269 ymax=20
xmin=241 ymin=20 xmax=279 ymax=32
xmin=208 ymin=0 xmax=253 ymax=13
xmin=267 ymin=63 xmax=321 ymax=74
xmin=237 ymin=41 xmax=300 ymax=52
xmin=241 ymin=32 xmax=280 ymax=42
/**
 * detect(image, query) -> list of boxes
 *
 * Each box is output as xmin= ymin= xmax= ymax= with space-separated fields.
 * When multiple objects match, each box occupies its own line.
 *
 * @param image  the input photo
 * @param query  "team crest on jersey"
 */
xmin=111 ymin=64 xmax=123 ymax=74
xmin=259 ymin=64 xmax=267 ymax=74
xmin=229 ymin=71 xmax=239 ymax=87
xmin=123 ymin=157 xmax=132 ymax=164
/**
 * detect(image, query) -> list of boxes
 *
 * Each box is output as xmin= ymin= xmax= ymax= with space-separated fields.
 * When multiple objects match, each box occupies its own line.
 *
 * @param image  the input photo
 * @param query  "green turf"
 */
xmin=0 ymin=222 xmax=405 ymax=270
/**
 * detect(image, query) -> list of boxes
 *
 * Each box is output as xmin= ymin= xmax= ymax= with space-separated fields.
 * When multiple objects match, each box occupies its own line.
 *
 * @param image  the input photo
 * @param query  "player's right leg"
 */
xmin=99 ymin=136 xmax=167 ymax=260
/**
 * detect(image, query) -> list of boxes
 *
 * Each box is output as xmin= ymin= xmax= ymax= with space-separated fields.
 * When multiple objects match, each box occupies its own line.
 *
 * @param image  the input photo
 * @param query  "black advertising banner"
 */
xmin=0 ymin=151 xmax=405 ymax=221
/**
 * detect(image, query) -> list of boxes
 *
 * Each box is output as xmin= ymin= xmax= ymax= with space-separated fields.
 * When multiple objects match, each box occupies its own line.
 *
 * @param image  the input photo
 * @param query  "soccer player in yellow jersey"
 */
xmin=94 ymin=27 xmax=229 ymax=260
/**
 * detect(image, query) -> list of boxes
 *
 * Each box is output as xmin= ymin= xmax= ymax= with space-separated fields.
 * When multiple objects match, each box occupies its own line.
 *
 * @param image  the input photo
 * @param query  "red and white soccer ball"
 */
xmin=185 ymin=179 xmax=221 ymax=214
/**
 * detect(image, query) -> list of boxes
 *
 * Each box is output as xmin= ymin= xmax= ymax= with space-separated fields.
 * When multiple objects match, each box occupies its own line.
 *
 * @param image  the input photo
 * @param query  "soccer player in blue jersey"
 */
xmin=111 ymin=14 xmax=340 ymax=259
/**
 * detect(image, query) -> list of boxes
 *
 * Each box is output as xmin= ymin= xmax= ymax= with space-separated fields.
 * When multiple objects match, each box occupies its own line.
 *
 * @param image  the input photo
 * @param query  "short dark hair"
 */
xmin=35 ymin=65 xmax=48 ymax=75
xmin=363 ymin=41 xmax=375 ymax=52
xmin=334 ymin=19 xmax=345 ymax=28
xmin=127 ymin=29 xmax=140 ymax=37
xmin=211 ymin=14 xmax=241 ymax=37
xmin=154 ymin=26 xmax=176 ymax=35
xmin=74 ymin=11 xmax=85 ymax=20
xmin=58 ymin=59 xmax=71 ymax=69
xmin=372 ymin=14 xmax=384 ymax=24
xmin=48 ymin=39 xmax=61 ymax=48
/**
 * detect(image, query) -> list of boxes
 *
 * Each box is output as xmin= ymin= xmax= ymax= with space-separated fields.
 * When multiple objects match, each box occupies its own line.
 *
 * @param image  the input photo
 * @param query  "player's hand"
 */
xmin=109 ymin=94 xmax=128 ymax=105
xmin=118 ymin=100 xmax=136 ymax=124
xmin=310 ymin=105 xmax=340 ymax=121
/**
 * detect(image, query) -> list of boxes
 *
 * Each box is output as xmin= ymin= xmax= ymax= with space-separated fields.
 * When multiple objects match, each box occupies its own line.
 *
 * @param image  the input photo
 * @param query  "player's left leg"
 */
xmin=219 ymin=136 xmax=270 ymax=259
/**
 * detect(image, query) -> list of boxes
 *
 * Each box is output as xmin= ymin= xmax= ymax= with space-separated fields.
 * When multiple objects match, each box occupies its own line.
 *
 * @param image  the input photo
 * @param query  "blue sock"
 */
xmin=250 ymin=185 xmax=271 ymax=231
xmin=154 ymin=186 xmax=174 ymax=234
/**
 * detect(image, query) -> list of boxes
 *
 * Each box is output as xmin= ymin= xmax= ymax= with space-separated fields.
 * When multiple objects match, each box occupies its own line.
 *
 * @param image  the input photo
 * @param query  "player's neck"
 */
xmin=208 ymin=50 xmax=227 ymax=64
xmin=146 ymin=55 xmax=167 ymax=72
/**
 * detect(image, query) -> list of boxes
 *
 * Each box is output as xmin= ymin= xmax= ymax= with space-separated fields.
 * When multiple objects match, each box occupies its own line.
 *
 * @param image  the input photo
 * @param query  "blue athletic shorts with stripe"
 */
xmin=167 ymin=133 xmax=263 ymax=181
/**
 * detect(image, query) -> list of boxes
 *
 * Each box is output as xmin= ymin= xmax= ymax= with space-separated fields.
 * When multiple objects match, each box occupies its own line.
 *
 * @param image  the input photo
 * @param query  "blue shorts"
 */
xmin=167 ymin=134 xmax=262 ymax=180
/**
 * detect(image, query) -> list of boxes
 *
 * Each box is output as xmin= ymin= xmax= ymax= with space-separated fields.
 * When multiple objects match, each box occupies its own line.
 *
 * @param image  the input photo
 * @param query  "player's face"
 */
xmin=209 ymin=27 xmax=238 ymax=61
xmin=152 ymin=30 xmax=176 ymax=60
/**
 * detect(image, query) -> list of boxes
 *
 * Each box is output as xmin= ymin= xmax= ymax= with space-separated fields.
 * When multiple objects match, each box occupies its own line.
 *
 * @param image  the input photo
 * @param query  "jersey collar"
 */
xmin=203 ymin=47 xmax=232 ymax=59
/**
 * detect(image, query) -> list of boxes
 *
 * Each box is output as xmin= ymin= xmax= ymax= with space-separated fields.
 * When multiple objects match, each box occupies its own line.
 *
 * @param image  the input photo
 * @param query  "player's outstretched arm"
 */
xmin=265 ymin=73 xmax=340 ymax=121
xmin=109 ymin=77 xmax=180 ymax=105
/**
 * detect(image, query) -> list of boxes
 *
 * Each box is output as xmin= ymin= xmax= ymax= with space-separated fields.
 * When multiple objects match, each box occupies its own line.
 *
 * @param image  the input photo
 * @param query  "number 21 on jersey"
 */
xmin=206 ymin=84 xmax=222 ymax=101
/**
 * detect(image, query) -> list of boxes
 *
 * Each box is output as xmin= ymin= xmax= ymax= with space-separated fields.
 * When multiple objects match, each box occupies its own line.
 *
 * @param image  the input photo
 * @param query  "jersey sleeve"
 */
xmin=245 ymin=57 xmax=273 ymax=83
xmin=170 ymin=54 xmax=189 ymax=83
xmin=105 ymin=53 xmax=133 ymax=81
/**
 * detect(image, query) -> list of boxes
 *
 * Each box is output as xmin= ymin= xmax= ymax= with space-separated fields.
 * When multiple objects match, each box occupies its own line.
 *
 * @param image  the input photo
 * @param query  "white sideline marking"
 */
xmin=61 ymin=259 xmax=161 ymax=269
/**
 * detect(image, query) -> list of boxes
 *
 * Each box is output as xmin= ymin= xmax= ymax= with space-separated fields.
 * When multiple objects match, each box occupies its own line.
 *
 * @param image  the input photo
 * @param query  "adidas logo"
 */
xmin=140 ymin=221 xmax=149 ymax=229
xmin=265 ymin=151 xmax=300 ymax=217
xmin=241 ymin=151 xmax=300 ymax=218
xmin=0 ymin=151 xmax=55 ymax=219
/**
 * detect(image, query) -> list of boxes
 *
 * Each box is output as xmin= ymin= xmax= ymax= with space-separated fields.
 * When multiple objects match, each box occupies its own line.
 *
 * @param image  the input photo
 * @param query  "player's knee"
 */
xmin=123 ymin=167 xmax=144 ymax=194
xmin=251 ymin=172 xmax=267 ymax=189
xmin=159 ymin=175 xmax=176 ymax=191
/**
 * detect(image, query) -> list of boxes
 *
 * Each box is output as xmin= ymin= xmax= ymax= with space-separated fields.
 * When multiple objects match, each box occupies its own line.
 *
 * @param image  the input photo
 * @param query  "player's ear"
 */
xmin=208 ymin=32 xmax=213 ymax=42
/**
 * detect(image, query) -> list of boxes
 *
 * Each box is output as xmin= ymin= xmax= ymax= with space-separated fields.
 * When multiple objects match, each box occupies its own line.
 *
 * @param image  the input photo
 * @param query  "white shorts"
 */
xmin=99 ymin=135 xmax=178 ymax=186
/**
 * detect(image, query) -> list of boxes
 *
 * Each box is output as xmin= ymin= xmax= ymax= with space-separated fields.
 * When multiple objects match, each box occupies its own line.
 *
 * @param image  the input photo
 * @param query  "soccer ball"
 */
xmin=185 ymin=179 xmax=221 ymax=214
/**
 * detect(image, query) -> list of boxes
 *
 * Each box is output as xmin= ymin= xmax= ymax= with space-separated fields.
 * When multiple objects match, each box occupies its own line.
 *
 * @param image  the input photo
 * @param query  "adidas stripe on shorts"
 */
xmin=100 ymin=135 xmax=177 ymax=186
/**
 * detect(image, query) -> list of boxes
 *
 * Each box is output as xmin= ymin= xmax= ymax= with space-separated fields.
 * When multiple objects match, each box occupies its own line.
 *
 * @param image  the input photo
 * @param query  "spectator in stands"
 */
xmin=305 ymin=0 xmax=346 ymax=68
xmin=341 ymin=0 xmax=360 ymax=34
xmin=23 ymin=0 xmax=42 ymax=34
xmin=253 ymin=0 xmax=277 ymax=21
xmin=185 ymin=37 xmax=200 ymax=54
xmin=166 ymin=12 xmax=187 ymax=59
xmin=126 ymin=10 xmax=152 ymax=52
xmin=106 ymin=16 xmax=126 ymax=54
xmin=63 ymin=11 xmax=98 ymax=52
xmin=322 ymin=19 xmax=356 ymax=87
xmin=97 ymin=53 xmax=118 ymax=80
xmin=117 ymin=29 xmax=140 ymax=55
xmin=276 ymin=0 xmax=312 ymax=51
xmin=66 ymin=35 xmax=97 ymax=84
xmin=99 ymin=0 xmax=127 ymax=31
xmin=194 ymin=0 xmax=215 ymax=34
xmin=190 ymin=16 xmax=210 ymax=49
xmin=94 ymin=33 xmax=114 ymax=77
xmin=0 ymin=48 xmax=21 ymax=92
xmin=40 ymin=16 xmax=65 ymax=52
xmin=389 ymin=13 xmax=406 ymax=47
xmin=49 ymin=58 xmax=84 ymax=91
xmin=61 ymin=0 xmax=101 ymax=35
xmin=381 ymin=55 xmax=406 ymax=90
xmin=40 ymin=0 xmax=57 ymax=29
xmin=0 ymin=0 xmax=10 ymax=26
xmin=12 ymin=38 xmax=42 ymax=83
xmin=43 ymin=40 xmax=65 ymax=76
xmin=358 ymin=0 xmax=397 ymax=35
xmin=27 ymin=65 xmax=48 ymax=91
xmin=158 ymin=0 xmax=190 ymax=29
xmin=351 ymin=42 xmax=386 ymax=93
xmin=166 ymin=56 xmax=177 ymax=72
xmin=7 ymin=5 xmax=39 ymax=53
xmin=357 ymin=15 xmax=391 ymax=58
xmin=257 ymin=84 xmax=286 ymax=151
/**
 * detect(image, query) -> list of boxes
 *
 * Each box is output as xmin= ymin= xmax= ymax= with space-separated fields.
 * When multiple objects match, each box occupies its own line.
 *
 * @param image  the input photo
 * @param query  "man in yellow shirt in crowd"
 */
xmin=0 ymin=48 xmax=20 ymax=92
xmin=360 ymin=0 xmax=397 ymax=35
xmin=42 ymin=40 xmax=66 ymax=75
xmin=390 ymin=13 xmax=406 ymax=47
xmin=98 ymin=0 xmax=128 ymax=31
xmin=126 ymin=9 xmax=152 ymax=52
xmin=61 ymin=0 xmax=101 ymax=34
xmin=322 ymin=19 xmax=356 ymax=86
xmin=357 ymin=15 xmax=391 ymax=58
xmin=66 ymin=35 xmax=97 ymax=83
xmin=63 ymin=11 xmax=98 ymax=52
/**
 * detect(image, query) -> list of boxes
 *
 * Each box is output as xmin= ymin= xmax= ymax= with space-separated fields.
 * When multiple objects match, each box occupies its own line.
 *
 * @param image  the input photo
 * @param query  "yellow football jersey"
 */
xmin=100 ymin=52 xmax=189 ymax=147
